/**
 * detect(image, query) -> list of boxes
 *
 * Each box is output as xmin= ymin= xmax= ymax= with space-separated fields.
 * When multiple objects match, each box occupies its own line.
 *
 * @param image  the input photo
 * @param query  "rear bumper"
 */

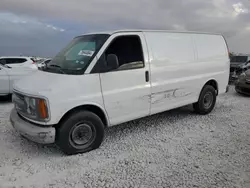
xmin=10 ymin=108 xmax=55 ymax=144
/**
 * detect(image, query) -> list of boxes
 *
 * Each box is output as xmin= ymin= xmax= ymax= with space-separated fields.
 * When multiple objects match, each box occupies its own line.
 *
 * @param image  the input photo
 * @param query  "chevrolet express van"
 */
xmin=10 ymin=30 xmax=230 ymax=155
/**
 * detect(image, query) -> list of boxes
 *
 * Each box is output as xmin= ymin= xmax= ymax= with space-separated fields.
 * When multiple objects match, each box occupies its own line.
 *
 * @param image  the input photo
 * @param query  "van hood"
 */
xmin=8 ymin=67 xmax=37 ymax=76
xmin=13 ymin=70 xmax=79 ymax=96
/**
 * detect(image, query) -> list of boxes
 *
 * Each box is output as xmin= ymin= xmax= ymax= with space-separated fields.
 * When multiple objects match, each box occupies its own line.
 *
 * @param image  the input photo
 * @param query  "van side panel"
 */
xmin=144 ymin=31 xmax=229 ymax=115
xmin=192 ymin=34 xmax=229 ymax=95
xmin=144 ymin=32 xmax=198 ymax=115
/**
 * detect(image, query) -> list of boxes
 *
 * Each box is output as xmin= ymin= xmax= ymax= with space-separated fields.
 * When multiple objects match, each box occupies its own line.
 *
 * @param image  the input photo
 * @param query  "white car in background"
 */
xmin=0 ymin=64 xmax=37 ymax=96
xmin=37 ymin=58 xmax=51 ymax=69
xmin=0 ymin=56 xmax=38 ymax=70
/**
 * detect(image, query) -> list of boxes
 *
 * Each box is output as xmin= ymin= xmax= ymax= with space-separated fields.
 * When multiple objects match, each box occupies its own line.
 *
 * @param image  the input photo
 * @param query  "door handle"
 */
xmin=145 ymin=71 xmax=149 ymax=82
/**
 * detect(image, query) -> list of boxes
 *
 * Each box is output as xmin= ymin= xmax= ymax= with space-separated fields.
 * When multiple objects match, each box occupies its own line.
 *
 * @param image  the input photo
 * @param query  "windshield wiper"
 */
xmin=48 ymin=64 xmax=66 ymax=74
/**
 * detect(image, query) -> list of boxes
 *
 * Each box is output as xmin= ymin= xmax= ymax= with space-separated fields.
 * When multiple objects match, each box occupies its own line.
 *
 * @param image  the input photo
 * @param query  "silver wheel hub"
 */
xmin=71 ymin=124 xmax=93 ymax=145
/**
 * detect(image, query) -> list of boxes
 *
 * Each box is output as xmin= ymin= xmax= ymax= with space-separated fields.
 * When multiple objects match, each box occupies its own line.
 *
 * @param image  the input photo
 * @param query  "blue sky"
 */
xmin=0 ymin=0 xmax=249 ymax=57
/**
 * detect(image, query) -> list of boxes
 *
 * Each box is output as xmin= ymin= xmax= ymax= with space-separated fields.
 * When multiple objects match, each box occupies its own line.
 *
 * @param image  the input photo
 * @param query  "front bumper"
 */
xmin=10 ymin=108 xmax=56 ymax=144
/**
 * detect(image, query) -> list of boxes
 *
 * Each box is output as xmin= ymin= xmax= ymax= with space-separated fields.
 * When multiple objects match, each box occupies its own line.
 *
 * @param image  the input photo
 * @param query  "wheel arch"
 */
xmin=58 ymin=103 xmax=110 ymax=128
xmin=200 ymin=79 xmax=219 ymax=96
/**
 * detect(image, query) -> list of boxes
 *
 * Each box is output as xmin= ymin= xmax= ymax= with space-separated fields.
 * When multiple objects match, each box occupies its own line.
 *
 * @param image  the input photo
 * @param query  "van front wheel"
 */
xmin=56 ymin=111 xmax=105 ymax=155
xmin=193 ymin=85 xmax=216 ymax=115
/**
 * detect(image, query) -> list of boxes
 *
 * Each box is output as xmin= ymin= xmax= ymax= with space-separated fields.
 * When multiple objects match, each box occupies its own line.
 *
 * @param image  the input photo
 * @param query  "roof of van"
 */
xmin=78 ymin=29 xmax=222 ymax=36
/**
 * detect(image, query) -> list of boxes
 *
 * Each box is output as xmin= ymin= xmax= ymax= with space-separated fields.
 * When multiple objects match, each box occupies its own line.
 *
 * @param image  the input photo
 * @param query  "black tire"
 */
xmin=193 ymin=85 xmax=216 ymax=115
xmin=56 ymin=110 xmax=105 ymax=155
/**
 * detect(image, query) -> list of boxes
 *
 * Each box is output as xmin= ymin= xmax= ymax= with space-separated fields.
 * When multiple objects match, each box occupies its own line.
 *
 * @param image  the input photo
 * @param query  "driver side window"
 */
xmin=91 ymin=35 xmax=144 ymax=73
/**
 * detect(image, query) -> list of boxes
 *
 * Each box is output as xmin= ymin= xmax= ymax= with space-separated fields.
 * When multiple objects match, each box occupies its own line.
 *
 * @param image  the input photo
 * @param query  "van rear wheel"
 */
xmin=56 ymin=110 xmax=105 ymax=155
xmin=193 ymin=85 xmax=216 ymax=115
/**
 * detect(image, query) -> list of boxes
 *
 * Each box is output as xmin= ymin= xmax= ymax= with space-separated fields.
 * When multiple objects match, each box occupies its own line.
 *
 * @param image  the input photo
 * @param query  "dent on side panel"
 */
xmin=151 ymin=87 xmax=193 ymax=105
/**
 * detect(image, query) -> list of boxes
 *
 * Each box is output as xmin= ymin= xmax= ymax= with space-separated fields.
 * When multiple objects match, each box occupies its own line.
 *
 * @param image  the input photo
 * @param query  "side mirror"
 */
xmin=106 ymin=54 xmax=119 ymax=70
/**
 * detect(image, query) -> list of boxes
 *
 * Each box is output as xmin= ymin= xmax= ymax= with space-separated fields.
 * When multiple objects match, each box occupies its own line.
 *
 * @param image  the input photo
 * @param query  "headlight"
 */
xmin=21 ymin=96 xmax=49 ymax=121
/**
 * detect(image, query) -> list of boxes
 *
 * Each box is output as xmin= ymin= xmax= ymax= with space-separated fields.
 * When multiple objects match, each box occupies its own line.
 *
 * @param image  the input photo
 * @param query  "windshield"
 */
xmin=230 ymin=56 xmax=248 ymax=63
xmin=45 ymin=34 xmax=110 ymax=75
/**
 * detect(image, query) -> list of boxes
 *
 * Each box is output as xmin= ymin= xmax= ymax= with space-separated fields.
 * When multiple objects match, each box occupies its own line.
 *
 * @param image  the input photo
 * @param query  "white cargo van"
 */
xmin=10 ymin=30 xmax=230 ymax=155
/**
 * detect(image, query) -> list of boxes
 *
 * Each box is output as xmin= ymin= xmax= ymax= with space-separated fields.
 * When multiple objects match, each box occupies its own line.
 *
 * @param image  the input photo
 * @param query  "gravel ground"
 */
xmin=0 ymin=86 xmax=250 ymax=188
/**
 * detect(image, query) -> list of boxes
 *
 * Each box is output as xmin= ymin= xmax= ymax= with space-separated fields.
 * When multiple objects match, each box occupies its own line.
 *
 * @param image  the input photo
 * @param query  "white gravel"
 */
xmin=0 ymin=86 xmax=250 ymax=188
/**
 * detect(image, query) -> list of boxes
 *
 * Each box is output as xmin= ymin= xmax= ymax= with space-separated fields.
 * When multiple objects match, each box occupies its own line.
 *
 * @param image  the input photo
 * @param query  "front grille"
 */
xmin=14 ymin=92 xmax=24 ymax=100
xmin=12 ymin=91 xmax=26 ymax=113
